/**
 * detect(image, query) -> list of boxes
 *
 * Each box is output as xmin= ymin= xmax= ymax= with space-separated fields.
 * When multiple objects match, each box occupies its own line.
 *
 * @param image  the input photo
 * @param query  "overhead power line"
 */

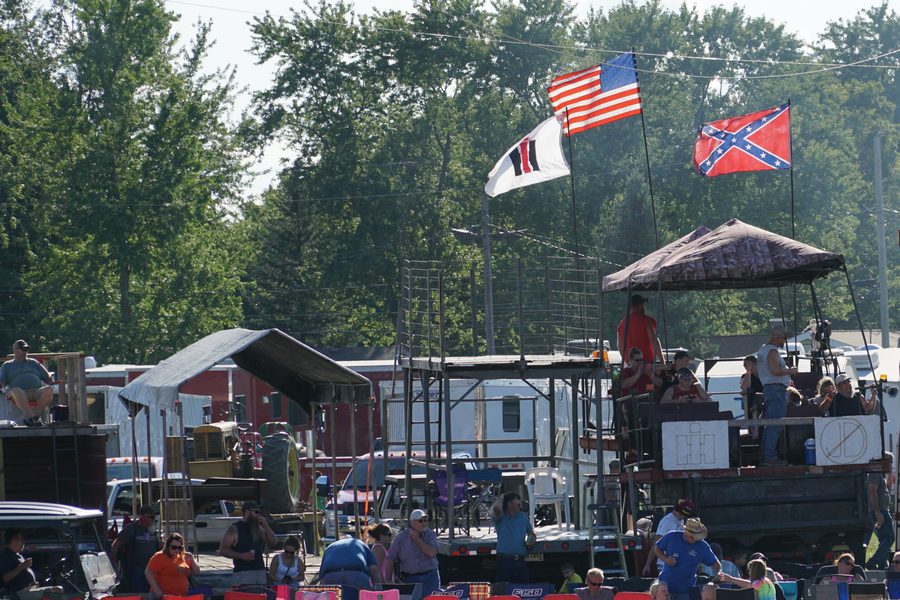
xmin=164 ymin=0 xmax=898 ymax=81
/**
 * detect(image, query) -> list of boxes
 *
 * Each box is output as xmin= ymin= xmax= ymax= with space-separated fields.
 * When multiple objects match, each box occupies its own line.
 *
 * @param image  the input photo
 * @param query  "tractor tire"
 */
xmin=262 ymin=433 xmax=300 ymax=513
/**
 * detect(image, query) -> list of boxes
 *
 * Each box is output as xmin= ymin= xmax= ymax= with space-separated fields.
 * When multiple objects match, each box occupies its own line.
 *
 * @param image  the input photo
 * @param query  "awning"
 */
xmin=117 ymin=328 xmax=372 ymax=413
xmin=602 ymin=218 xmax=845 ymax=292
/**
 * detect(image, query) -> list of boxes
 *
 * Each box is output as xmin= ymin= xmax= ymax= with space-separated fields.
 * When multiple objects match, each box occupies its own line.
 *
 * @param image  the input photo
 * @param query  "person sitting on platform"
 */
xmin=740 ymin=355 xmax=764 ymax=417
xmin=621 ymin=348 xmax=661 ymax=399
xmin=657 ymin=351 xmax=693 ymax=399
xmin=817 ymin=374 xmax=876 ymax=417
xmin=812 ymin=377 xmax=836 ymax=414
xmin=786 ymin=386 xmax=806 ymax=407
xmin=0 ymin=340 xmax=53 ymax=426
xmin=574 ymin=567 xmax=615 ymax=600
xmin=659 ymin=368 xmax=710 ymax=404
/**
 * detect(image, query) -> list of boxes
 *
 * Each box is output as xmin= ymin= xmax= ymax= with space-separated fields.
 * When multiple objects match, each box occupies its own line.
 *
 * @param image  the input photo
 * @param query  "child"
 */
xmin=560 ymin=563 xmax=583 ymax=593
xmin=718 ymin=559 xmax=776 ymax=600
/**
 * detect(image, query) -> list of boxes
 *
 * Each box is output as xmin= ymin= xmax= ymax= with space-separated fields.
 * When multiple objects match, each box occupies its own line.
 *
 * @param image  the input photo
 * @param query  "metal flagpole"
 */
xmin=633 ymin=50 xmax=667 ymax=364
xmin=787 ymin=99 xmax=799 ymax=343
xmin=564 ymin=107 xmax=588 ymax=348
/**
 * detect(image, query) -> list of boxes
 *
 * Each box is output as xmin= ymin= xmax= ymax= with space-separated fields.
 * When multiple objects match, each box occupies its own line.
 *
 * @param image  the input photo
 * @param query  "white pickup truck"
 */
xmin=106 ymin=479 xmax=239 ymax=546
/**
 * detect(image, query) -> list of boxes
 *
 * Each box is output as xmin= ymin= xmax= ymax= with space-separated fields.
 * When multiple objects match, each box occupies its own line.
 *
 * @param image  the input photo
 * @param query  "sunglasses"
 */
xmin=842 ymin=561 xmax=855 ymax=566
xmin=415 ymin=518 xmax=427 ymax=523
xmin=893 ymin=560 xmax=900 ymax=565
xmin=169 ymin=545 xmax=183 ymax=551
xmin=587 ymin=581 xmax=603 ymax=587
xmin=284 ymin=549 xmax=295 ymax=555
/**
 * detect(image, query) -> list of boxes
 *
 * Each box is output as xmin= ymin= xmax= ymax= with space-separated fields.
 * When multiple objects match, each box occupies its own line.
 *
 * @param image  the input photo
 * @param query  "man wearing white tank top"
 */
xmin=757 ymin=325 xmax=798 ymax=467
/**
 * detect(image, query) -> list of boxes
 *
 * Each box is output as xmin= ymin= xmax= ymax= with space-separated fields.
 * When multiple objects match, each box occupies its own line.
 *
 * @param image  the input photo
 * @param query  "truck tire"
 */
xmin=262 ymin=433 xmax=300 ymax=513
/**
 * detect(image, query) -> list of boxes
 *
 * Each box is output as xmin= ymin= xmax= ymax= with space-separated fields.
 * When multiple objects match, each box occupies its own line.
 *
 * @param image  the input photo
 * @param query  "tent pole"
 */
xmin=843 ymin=266 xmax=885 ymax=438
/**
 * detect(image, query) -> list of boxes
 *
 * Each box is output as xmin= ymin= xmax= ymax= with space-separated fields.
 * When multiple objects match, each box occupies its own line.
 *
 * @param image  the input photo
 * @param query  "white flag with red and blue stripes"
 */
xmin=484 ymin=113 xmax=570 ymax=197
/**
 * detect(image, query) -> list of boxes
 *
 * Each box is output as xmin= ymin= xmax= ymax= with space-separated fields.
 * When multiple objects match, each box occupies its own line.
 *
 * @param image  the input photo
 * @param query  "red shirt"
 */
xmin=620 ymin=366 xmax=654 ymax=397
xmin=670 ymin=383 xmax=702 ymax=402
xmin=617 ymin=310 xmax=658 ymax=364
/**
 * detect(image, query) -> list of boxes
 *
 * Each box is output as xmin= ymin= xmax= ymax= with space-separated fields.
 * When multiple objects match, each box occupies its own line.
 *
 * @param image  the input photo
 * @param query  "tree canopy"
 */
xmin=0 ymin=0 xmax=897 ymax=361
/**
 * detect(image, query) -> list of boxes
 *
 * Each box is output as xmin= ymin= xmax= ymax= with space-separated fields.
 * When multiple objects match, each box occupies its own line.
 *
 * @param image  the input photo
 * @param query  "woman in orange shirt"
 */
xmin=145 ymin=533 xmax=200 ymax=597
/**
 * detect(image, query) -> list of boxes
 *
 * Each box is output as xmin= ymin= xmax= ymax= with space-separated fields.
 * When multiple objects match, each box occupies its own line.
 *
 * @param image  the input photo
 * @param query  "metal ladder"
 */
xmin=587 ymin=478 xmax=629 ymax=577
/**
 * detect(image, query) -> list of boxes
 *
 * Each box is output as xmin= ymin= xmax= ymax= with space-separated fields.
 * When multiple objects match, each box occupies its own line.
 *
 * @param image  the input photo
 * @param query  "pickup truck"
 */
xmin=107 ymin=478 xmax=311 ymax=549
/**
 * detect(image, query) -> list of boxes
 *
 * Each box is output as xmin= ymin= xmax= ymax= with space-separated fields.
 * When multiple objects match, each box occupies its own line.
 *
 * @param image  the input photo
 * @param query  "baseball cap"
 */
xmin=13 ymin=340 xmax=30 ymax=350
xmin=677 ymin=367 xmax=694 ymax=380
xmin=242 ymin=500 xmax=260 ymax=512
xmin=409 ymin=509 xmax=427 ymax=521
xmin=835 ymin=374 xmax=853 ymax=385
xmin=139 ymin=505 xmax=156 ymax=517
xmin=675 ymin=498 xmax=694 ymax=516
xmin=630 ymin=294 xmax=649 ymax=306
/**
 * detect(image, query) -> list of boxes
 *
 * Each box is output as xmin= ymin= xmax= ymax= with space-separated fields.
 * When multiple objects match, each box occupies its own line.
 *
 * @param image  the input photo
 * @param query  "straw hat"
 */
xmin=684 ymin=518 xmax=708 ymax=540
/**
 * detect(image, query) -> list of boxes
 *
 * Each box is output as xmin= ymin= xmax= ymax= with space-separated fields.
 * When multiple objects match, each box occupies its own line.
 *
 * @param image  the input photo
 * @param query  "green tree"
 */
xmin=21 ymin=0 xmax=248 ymax=362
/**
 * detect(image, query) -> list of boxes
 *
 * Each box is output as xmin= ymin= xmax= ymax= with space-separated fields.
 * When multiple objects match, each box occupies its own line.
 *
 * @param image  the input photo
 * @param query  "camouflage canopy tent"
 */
xmin=601 ymin=219 xmax=846 ymax=292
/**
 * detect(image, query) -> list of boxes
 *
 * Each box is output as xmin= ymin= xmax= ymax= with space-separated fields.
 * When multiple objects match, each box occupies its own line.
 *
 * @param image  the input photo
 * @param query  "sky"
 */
xmin=161 ymin=0 xmax=882 ymax=195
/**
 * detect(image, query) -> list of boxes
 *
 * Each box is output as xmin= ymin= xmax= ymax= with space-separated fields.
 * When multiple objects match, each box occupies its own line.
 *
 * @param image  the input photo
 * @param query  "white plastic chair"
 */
xmin=525 ymin=466 xmax=571 ymax=529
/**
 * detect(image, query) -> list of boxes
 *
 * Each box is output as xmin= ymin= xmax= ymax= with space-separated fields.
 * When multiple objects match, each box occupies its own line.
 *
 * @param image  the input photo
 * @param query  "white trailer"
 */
xmin=88 ymin=385 xmax=208 ymax=457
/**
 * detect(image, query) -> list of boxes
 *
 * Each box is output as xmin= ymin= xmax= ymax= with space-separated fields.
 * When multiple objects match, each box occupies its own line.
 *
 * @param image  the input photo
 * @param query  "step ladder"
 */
xmin=586 ymin=478 xmax=628 ymax=577
xmin=588 ymin=502 xmax=628 ymax=576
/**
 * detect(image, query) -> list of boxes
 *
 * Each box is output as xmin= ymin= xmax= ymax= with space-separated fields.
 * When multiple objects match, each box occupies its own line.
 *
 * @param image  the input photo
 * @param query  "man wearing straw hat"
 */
xmin=654 ymin=518 xmax=720 ymax=600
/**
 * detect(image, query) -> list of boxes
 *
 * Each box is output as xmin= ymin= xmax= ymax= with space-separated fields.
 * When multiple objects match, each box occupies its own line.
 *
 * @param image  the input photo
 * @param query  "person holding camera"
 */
xmin=657 ymin=351 xmax=693 ymax=399
xmin=817 ymin=374 xmax=876 ymax=417
xmin=268 ymin=536 xmax=304 ymax=590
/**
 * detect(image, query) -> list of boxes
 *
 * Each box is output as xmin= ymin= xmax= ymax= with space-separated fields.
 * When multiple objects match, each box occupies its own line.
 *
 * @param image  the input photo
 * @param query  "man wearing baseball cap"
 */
xmin=110 ymin=505 xmax=161 ymax=592
xmin=655 ymin=518 xmax=720 ymax=600
xmin=642 ymin=499 xmax=694 ymax=576
xmin=385 ymin=509 xmax=440 ymax=595
xmin=219 ymin=500 xmax=277 ymax=587
xmin=817 ymin=374 xmax=876 ymax=417
xmin=0 ymin=340 xmax=53 ymax=426
xmin=616 ymin=295 xmax=664 ymax=366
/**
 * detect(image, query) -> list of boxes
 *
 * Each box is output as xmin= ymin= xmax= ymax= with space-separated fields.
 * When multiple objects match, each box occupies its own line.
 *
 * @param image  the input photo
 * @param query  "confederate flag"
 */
xmin=693 ymin=103 xmax=791 ymax=177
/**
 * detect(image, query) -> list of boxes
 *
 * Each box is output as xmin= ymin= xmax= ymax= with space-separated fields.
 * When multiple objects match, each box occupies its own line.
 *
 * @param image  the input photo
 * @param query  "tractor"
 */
xmin=190 ymin=421 xmax=300 ymax=513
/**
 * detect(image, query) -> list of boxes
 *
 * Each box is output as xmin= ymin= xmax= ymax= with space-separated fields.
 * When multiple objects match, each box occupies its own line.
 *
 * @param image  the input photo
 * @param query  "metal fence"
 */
xmin=399 ymin=256 xmax=606 ymax=359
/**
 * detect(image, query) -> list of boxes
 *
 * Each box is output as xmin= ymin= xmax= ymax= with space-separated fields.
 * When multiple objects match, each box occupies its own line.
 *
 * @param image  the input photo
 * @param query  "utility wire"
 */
xmin=164 ymin=0 xmax=899 ymax=81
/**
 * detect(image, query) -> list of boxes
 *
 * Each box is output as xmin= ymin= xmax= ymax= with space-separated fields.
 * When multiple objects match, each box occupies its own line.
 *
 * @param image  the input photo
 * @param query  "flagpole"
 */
xmin=564 ymin=108 xmax=580 ymax=259
xmin=788 ymin=98 xmax=795 ymax=240
xmin=633 ymin=50 xmax=667 ymax=364
xmin=788 ymin=98 xmax=798 ymax=341
xmin=564 ymin=107 xmax=589 ymax=350
xmin=634 ymin=51 xmax=660 ymax=250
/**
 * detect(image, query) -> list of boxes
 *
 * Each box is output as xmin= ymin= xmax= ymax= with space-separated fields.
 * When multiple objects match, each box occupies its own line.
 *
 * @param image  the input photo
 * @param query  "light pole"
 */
xmin=874 ymin=134 xmax=890 ymax=349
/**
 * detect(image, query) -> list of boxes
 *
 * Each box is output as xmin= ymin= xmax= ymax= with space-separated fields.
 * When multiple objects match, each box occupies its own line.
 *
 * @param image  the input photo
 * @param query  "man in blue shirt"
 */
xmin=318 ymin=535 xmax=380 ymax=589
xmin=654 ymin=518 xmax=720 ymax=600
xmin=386 ymin=509 xmax=440 ymax=595
xmin=492 ymin=492 xmax=536 ymax=583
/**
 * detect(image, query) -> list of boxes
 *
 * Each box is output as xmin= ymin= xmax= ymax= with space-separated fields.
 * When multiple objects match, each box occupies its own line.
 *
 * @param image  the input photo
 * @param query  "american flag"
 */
xmin=547 ymin=51 xmax=642 ymax=136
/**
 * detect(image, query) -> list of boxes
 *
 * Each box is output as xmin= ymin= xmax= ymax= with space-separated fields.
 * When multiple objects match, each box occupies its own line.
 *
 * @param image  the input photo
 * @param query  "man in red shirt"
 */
xmin=617 ymin=295 xmax=664 ymax=367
